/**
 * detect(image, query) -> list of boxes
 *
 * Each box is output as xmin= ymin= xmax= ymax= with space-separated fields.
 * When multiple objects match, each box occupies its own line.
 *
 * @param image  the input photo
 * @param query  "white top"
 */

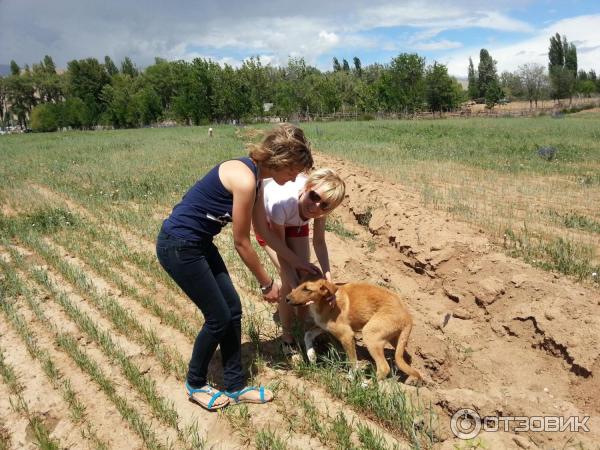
xmin=262 ymin=175 xmax=308 ymax=227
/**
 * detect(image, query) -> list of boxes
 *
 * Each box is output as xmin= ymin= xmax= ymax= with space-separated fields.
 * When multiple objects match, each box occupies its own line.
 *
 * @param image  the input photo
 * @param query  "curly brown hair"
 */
xmin=247 ymin=124 xmax=313 ymax=172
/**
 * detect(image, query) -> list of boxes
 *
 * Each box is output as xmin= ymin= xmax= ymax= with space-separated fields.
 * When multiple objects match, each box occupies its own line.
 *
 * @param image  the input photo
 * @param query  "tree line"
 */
xmin=469 ymin=33 xmax=599 ymax=109
xmin=1 ymin=53 xmax=466 ymax=131
xmin=1 ymin=32 xmax=598 ymax=132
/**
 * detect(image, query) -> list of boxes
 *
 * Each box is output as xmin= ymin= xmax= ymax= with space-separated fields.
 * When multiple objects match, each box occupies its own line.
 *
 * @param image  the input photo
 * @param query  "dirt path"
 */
xmin=315 ymin=153 xmax=600 ymax=448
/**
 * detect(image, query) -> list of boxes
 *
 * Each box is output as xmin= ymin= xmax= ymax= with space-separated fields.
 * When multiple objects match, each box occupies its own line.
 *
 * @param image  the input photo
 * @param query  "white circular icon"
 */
xmin=450 ymin=408 xmax=482 ymax=440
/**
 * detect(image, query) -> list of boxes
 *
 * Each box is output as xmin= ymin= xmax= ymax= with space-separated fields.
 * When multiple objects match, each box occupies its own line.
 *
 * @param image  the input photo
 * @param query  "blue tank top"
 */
xmin=162 ymin=157 xmax=259 ymax=239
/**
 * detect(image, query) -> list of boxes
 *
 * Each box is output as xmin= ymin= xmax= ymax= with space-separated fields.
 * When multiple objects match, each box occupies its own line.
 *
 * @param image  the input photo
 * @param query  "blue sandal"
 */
xmin=185 ymin=381 xmax=229 ymax=411
xmin=224 ymin=386 xmax=273 ymax=404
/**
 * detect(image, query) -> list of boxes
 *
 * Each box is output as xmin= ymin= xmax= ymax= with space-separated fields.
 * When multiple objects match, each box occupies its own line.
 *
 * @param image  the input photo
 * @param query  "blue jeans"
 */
xmin=156 ymin=229 xmax=244 ymax=391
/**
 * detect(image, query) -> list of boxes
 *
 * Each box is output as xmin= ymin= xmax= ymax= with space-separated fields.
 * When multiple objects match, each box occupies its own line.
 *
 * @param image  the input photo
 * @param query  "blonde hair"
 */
xmin=305 ymin=168 xmax=346 ymax=211
xmin=247 ymin=124 xmax=313 ymax=172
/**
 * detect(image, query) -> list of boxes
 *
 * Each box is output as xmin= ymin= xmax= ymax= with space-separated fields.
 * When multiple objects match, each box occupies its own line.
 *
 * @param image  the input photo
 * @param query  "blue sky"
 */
xmin=1 ymin=0 xmax=599 ymax=78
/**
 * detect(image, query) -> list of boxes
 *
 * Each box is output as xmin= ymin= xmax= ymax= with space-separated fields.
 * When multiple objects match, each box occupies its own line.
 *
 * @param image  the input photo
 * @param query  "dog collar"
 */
xmin=325 ymin=294 xmax=336 ymax=305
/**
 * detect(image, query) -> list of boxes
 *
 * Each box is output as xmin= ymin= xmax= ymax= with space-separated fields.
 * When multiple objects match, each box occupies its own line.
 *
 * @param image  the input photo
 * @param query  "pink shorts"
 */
xmin=255 ymin=224 xmax=309 ymax=247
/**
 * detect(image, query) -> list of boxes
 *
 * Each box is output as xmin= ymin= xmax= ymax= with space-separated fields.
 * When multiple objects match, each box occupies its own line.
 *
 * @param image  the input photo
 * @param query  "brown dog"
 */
xmin=286 ymin=278 xmax=422 ymax=381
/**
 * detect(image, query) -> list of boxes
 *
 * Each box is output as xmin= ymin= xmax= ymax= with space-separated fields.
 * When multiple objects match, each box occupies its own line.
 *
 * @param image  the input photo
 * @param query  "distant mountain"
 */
xmin=0 ymin=64 xmax=11 ymax=76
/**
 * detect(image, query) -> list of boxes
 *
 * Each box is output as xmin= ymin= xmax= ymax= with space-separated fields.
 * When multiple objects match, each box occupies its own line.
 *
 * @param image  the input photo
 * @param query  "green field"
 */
xmin=1 ymin=115 xmax=599 ymax=449
xmin=2 ymin=114 xmax=599 ymax=283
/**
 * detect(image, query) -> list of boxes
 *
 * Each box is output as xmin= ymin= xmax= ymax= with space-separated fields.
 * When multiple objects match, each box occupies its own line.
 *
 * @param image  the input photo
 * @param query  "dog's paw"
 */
xmin=306 ymin=348 xmax=317 ymax=363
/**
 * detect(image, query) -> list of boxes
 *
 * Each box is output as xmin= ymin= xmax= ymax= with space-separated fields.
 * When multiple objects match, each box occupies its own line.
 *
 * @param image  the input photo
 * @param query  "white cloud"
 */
xmin=357 ymin=3 xmax=533 ymax=33
xmin=443 ymin=14 xmax=600 ymax=77
xmin=318 ymin=31 xmax=340 ymax=47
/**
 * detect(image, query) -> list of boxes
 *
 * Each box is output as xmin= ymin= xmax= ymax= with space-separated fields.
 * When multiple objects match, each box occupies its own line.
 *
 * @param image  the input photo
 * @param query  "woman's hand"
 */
xmin=262 ymin=280 xmax=281 ymax=303
xmin=325 ymin=271 xmax=333 ymax=283
xmin=295 ymin=260 xmax=322 ymax=277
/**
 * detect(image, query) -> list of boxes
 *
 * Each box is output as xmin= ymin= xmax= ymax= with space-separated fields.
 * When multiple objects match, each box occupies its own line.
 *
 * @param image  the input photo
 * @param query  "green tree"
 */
xmin=332 ymin=57 xmax=341 ymax=72
xmin=5 ymin=70 xmax=36 ymax=126
xmin=104 ymin=56 xmax=119 ymax=76
xmin=134 ymin=85 xmax=162 ymax=125
xmin=564 ymin=42 xmax=577 ymax=76
xmin=353 ymin=57 xmax=362 ymax=77
xmin=342 ymin=59 xmax=350 ymax=72
xmin=212 ymin=63 xmax=250 ymax=122
xmin=518 ymin=63 xmax=548 ymax=108
xmin=548 ymin=33 xmax=577 ymax=102
xmin=476 ymin=49 xmax=502 ymax=107
xmin=273 ymin=57 xmax=316 ymax=118
xmin=66 ymin=58 xmax=111 ymax=126
xmin=577 ymin=80 xmax=596 ymax=97
xmin=143 ymin=58 xmax=177 ymax=111
xmin=425 ymin=62 xmax=461 ymax=112
xmin=500 ymin=71 xmax=524 ymax=99
xmin=548 ymin=33 xmax=565 ymax=69
xmin=170 ymin=59 xmax=214 ymax=124
xmin=381 ymin=53 xmax=425 ymax=113
xmin=30 ymin=103 xmax=60 ymax=131
xmin=0 ymin=77 xmax=7 ymax=124
xmin=32 ymin=55 xmax=63 ymax=103
xmin=100 ymin=74 xmax=140 ymax=127
xmin=330 ymin=69 xmax=360 ymax=114
xmin=477 ymin=50 xmax=499 ymax=96
xmin=306 ymin=72 xmax=340 ymax=115
xmin=10 ymin=60 xmax=20 ymax=76
xmin=43 ymin=55 xmax=56 ymax=73
xmin=238 ymin=56 xmax=273 ymax=117
xmin=467 ymin=57 xmax=478 ymax=100
xmin=121 ymin=57 xmax=138 ymax=78
xmin=61 ymin=97 xmax=88 ymax=128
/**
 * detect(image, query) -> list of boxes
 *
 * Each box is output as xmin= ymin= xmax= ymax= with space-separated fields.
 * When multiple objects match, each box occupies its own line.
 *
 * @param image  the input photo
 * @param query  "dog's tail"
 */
xmin=394 ymin=323 xmax=422 ymax=380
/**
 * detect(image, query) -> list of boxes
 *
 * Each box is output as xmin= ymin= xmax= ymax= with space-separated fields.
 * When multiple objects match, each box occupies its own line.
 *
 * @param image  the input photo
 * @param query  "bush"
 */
xmin=30 ymin=103 xmax=60 ymax=132
xmin=61 ymin=98 xmax=88 ymax=129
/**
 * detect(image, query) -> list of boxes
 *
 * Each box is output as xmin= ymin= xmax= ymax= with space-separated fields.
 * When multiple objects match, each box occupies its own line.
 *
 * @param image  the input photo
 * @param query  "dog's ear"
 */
xmin=318 ymin=279 xmax=337 ymax=297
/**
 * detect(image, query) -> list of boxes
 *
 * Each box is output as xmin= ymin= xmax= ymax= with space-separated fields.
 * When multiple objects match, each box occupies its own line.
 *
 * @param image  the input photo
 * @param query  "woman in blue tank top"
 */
xmin=156 ymin=124 xmax=318 ymax=410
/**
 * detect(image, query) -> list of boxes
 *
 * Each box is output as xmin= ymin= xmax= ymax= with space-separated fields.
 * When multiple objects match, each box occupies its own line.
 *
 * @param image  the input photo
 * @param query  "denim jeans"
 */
xmin=156 ymin=229 xmax=244 ymax=391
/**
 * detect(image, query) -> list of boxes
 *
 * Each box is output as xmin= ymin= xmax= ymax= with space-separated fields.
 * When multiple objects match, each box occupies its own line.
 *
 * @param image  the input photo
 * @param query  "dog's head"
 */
xmin=286 ymin=277 xmax=338 ymax=306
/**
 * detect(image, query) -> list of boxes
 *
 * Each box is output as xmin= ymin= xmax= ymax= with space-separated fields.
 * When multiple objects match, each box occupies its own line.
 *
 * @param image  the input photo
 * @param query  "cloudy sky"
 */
xmin=1 ymin=0 xmax=599 ymax=77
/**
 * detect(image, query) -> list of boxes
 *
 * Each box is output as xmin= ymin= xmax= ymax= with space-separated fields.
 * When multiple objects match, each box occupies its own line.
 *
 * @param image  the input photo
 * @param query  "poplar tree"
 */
xmin=548 ymin=33 xmax=577 ymax=101
xmin=467 ymin=57 xmax=478 ymax=100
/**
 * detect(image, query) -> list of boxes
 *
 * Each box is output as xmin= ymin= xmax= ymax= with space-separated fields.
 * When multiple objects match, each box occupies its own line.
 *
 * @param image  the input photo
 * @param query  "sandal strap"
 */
xmin=186 ymin=381 xmax=215 ymax=394
xmin=185 ymin=382 xmax=226 ymax=409
xmin=225 ymin=386 xmax=265 ymax=402
xmin=206 ymin=391 xmax=226 ymax=409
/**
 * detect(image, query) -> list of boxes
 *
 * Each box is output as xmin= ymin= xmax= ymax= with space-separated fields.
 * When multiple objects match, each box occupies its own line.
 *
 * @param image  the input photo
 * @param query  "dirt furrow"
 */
xmin=0 ymin=315 xmax=92 ymax=449
xmin=10 ymin=243 xmax=252 ymax=449
xmin=29 ymin=184 xmax=200 ymax=326
xmin=44 ymin=238 xmax=192 ymax=366
xmin=32 ymin=184 xmax=155 ymax=255
xmin=1 ymin=267 xmax=169 ymax=449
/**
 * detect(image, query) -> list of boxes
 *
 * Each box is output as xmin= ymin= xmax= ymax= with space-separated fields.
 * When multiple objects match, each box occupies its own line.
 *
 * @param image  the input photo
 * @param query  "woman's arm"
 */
xmin=268 ymin=222 xmax=301 ymax=287
xmin=312 ymin=217 xmax=332 ymax=282
xmin=253 ymin=188 xmax=319 ymax=275
xmin=227 ymin=164 xmax=279 ymax=301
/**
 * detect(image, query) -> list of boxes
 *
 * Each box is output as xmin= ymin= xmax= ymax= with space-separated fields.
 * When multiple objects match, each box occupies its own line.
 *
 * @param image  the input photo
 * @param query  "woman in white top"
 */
xmin=256 ymin=168 xmax=346 ymax=350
